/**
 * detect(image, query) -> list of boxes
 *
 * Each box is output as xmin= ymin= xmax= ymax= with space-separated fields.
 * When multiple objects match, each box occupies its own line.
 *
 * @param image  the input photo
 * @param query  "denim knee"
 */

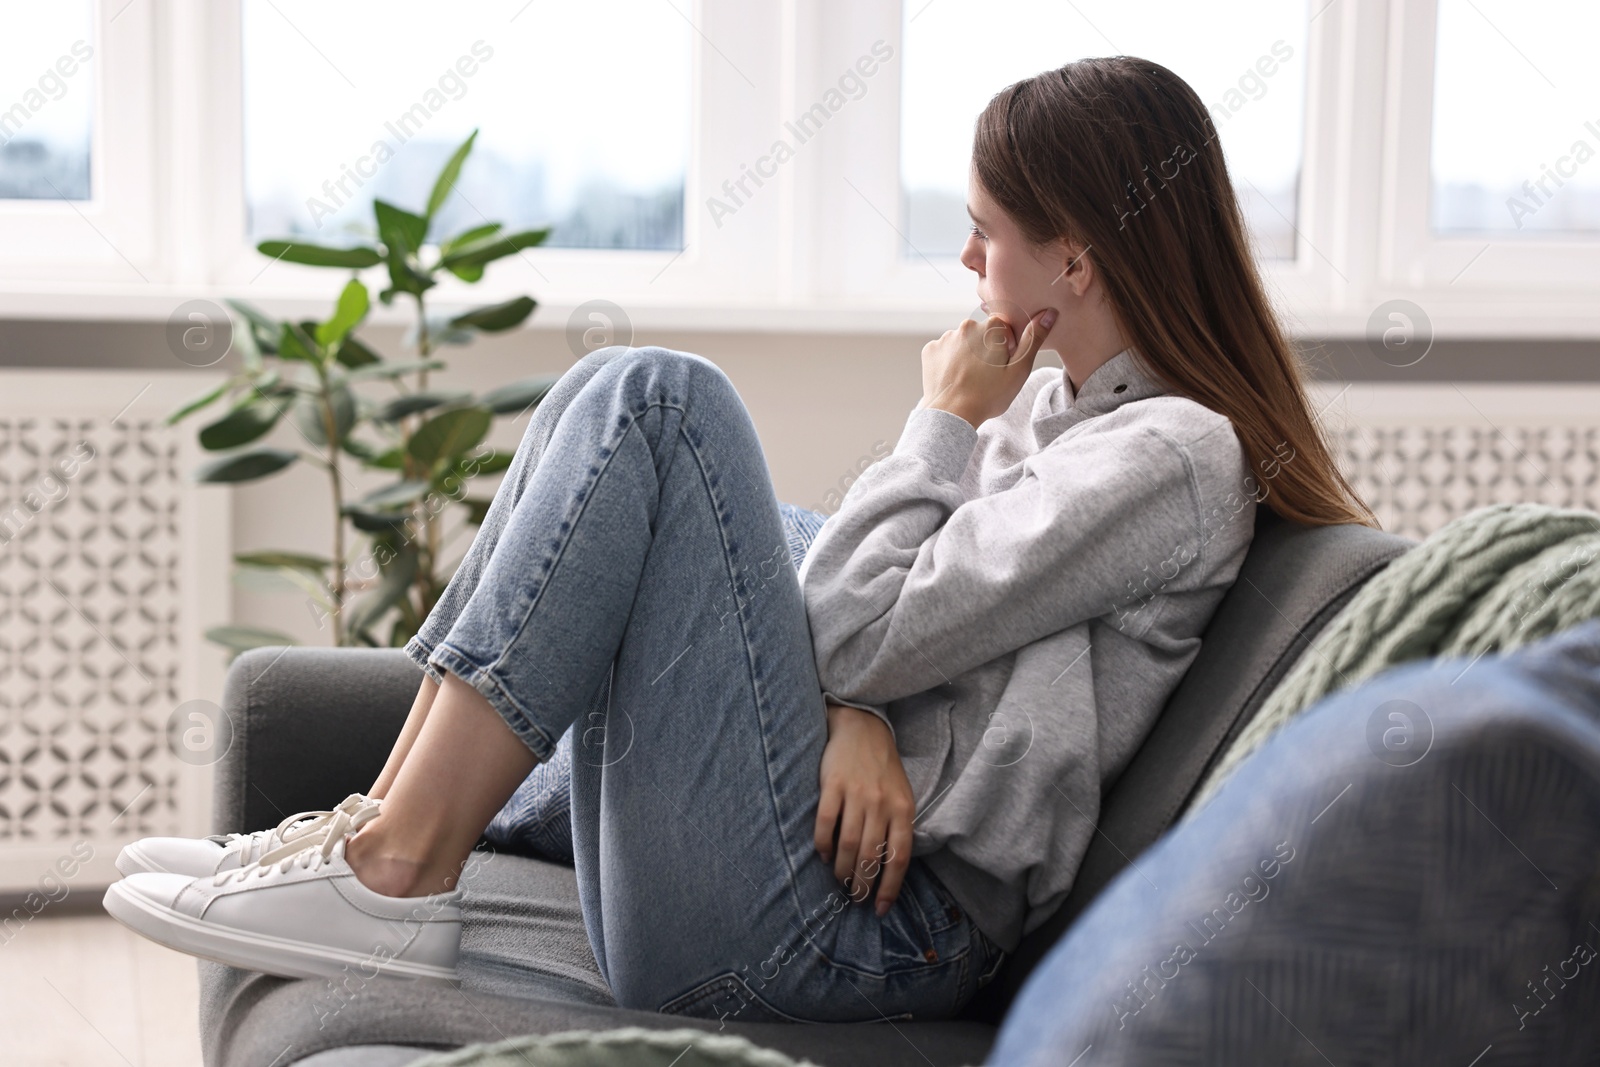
xmin=599 ymin=346 xmax=736 ymax=413
xmin=575 ymin=344 xmax=637 ymax=369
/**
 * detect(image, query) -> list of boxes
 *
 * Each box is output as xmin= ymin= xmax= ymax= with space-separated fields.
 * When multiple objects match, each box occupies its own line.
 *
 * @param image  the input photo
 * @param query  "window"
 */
xmin=899 ymin=0 xmax=1309 ymax=259
xmin=0 ymin=2 xmax=95 ymax=201
xmin=241 ymin=0 xmax=690 ymax=250
xmin=2 ymin=0 xmax=1600 ymax=333
xmin=1430 ymin=0 xmax=1600 ymax=235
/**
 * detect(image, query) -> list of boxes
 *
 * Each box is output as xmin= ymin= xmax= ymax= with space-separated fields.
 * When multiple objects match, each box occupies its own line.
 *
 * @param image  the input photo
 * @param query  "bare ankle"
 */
xmin=345 ymin=825 xmax=459 ymax=897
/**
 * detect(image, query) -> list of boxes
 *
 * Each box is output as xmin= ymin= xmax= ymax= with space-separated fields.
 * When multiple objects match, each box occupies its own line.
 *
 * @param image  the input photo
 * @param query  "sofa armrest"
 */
xmin=214 ymin=647 xmax=423 ymax=835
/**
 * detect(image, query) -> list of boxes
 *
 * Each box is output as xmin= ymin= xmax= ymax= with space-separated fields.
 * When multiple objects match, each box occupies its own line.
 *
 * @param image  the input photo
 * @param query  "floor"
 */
xmin=0 ymin=912 xmax=205 ymax=1067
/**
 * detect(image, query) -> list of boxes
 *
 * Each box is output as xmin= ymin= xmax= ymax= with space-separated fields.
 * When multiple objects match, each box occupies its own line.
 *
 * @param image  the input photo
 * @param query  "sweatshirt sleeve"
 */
xmin=799 ymin=403 xmax=1208 ymax=708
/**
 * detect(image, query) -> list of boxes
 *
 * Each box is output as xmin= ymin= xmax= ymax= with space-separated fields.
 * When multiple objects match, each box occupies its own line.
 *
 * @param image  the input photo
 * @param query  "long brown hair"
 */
xmin=973 ymin=56 xmax=1375 ymax=528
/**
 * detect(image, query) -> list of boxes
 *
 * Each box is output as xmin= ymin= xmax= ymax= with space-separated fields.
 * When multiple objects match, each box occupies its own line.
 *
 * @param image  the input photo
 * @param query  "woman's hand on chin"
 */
xmin=814 ymin=702 xmax=915 ymax=917
xmin=918 ymin=307 xmax=1057 ymax=428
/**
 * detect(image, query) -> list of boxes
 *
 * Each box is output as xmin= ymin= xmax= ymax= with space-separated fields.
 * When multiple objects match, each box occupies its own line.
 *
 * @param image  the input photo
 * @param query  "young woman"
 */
xmin=106 ymin=55 xmax=1371 ymax=1025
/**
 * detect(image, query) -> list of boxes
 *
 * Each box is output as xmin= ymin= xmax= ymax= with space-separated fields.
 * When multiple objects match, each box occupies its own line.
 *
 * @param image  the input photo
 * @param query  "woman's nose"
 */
xmin=960 ymin=237 xmax=983 ymax=276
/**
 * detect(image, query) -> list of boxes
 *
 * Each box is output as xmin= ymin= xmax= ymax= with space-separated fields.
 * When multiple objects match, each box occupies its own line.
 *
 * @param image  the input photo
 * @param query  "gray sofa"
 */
xmin=198 ymin=509 xmax=1413 ymax=1067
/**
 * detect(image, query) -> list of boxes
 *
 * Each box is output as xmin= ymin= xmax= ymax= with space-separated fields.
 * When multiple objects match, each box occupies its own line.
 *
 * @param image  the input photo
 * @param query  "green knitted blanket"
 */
xmin=1190 ymin=502 xmax=1600 ymax=809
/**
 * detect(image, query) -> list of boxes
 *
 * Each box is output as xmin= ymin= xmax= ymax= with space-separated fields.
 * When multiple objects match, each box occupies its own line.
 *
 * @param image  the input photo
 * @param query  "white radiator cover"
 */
xmin=0 ymin=371 xmax=228 ymax=894
xmin=1315 ymin=382 xmax=1600 ymax=540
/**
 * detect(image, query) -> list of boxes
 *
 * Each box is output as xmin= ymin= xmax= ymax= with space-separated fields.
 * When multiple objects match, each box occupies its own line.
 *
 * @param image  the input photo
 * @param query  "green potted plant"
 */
xmin=172 ymin=130 xmax=557 ymax=651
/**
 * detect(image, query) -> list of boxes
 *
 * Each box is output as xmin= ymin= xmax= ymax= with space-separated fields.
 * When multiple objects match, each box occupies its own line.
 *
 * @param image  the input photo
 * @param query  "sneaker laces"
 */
xmin=215 ymin=793 xmax=378 ymax=866
xmin=214 ymin=797 xmax=383 ymax=886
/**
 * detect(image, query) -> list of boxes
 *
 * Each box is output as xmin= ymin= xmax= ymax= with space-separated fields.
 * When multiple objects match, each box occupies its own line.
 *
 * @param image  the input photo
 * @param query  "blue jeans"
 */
xmin=482 ymin=501 xmax=830 ymax=866
xmin=404 ymin=346 xmax=1004 ymax=1022
xmin=990 ymin=618 xmax=1600 ymax=1066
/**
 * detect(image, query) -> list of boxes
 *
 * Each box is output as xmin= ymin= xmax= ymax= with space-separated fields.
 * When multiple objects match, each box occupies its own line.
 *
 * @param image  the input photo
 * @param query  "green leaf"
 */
xmin=335 ymin=333 xmax=381 ymax=368
xmin=232 ymin=564 xmax=331 ymax=603
xmin=444 ymin=262 xmax=485 ymax=283
xmin=438 ymin=228 xmax=550 ymax=272
xmin=285 ymin=364 xmax=323 ymax=395
xmin=205 ymin=624 xmax=297 ymax=653
xmin=383 ymin=246 xmax=435 ymax=299
xmin=373 ymin=389 xmax=471 ymax=422
xmin=346 ymin=544 xmax=419 ymax=636
xmin=257 ymin=240 xmax=382 ymax=269
xmin=436 ymin=447 xmax=511 ymax=493
xmin=465 ymin=448 xmax=513 ymax=475
xmin=198 ymin=397 xmax=284 ymax=451
xmin=234 ymin=551 xmax=331 ymax=573
xmin=226 ymin=299 xmax=281 ymax=355
xmin=369 ymin=445 xmax=405 ymax=469
xmin=317 ymin=279 xmax=371 ymax=348
xmin=346 ymin=358 xmax=446 ymax=381
xmin=231 ymin=314 xmax=264 ymax=372
xmin=426 ymin=129 xmax=478 ymax=221
xmin=374 ymin=199 xmax=429 ymax=255
xmin=226 ymin=298 xmax=277 ymax=338
xmin=344 ymin=438 xmax=406 ymax=469
xmin=478 ymin=374 xmax=558 ymax=415
xmin=167 ymin=379 xmax=235 ymax=425
xmin=294 ymin=383 xmax=356 ymax=448
xmin=461 ymin=496 xmax=494 ymax=525
xmin=449 ymin=296 xmax=537 ymax=333
xmin=341 ymin=436 xmax=383 ymax=462
xmin=278 ymin=321 xmax=321 ymax=363
xmin=409 ymin=406 xmax=492 ymax=467
xmin=327 ymin=383 xmax=358 ymax=443
xmin=343 ymin=506 xmax=414 ymax=533
xmin=255 ymin=372 xmax=294 ymax=397
xmin=439 ymin=222 xmax=501 ymax=258
xmin=193 ymin=448 xmax=298 ymax=483
xmin=361 ymin=480 xmax=433 ymax=508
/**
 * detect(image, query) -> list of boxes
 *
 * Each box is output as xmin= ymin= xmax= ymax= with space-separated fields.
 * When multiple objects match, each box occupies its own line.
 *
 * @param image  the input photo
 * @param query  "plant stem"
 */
xmin=410 ymin=291 xmax=441 ymax=622
xmin=314 ymin=363 xmax=347 ymax=646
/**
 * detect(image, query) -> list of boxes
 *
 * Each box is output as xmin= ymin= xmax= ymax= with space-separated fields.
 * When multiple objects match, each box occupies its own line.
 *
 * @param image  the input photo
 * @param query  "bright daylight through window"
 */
xmin=900 ymin=0 xmax=1308 ymax=261
xmin=242 ymin=0 xmax=690 ymax=250
xmin=1430 ymin=0 xmax=1600 ymax=235
xmin=0 ymin=1 xmax=94 ymax=201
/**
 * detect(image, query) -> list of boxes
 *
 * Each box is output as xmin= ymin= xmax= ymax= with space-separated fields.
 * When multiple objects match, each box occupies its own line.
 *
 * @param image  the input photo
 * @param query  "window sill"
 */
xmin=2 ymin=281 xmax=1599 ymax=340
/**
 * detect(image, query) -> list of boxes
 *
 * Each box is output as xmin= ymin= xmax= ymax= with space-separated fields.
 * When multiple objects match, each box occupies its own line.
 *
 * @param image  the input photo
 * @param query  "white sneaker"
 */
xmin=103 ymin=827 xmax=461 ymax=982
xmin=115 ymin=793 xmax=381 ymax=878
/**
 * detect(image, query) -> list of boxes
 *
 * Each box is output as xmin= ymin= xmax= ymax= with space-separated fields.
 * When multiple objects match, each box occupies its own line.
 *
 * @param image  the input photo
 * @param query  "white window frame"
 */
xmin=797 ymin=0 xmax=1372 ymax=333
xmin=1375 ymin=0 xmax=1600 ymax=335
xmin=0 ymin=0 xmax=161 ymax=289
xmin=195 ymin=0 xmax=793 ymax=326
xmin=0 ymin=0 xmax=1597 ymax=339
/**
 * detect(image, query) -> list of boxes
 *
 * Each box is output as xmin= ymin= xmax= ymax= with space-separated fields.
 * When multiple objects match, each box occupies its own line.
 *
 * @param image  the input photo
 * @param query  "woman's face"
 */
xmin=959 ymin=174 xmax=1067 ymax=333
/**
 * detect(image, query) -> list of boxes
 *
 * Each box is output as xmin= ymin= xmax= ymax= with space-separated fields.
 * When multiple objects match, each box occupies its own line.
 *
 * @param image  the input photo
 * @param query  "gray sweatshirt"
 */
xmin=797 ymin=348 xmax=1259 ymax=951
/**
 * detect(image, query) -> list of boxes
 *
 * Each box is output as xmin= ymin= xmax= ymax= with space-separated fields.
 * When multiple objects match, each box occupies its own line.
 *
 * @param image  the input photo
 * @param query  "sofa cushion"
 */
xmin=410 ymin=1027 xmax=824 ymax=1067
xmin=200 ymin=847 xmax=996 ymax=1067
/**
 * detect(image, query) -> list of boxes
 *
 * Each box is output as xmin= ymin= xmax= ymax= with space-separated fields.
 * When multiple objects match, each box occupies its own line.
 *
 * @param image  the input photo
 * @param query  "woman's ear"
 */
xmin=1057 ymin=240 xmax=1097 ymax=297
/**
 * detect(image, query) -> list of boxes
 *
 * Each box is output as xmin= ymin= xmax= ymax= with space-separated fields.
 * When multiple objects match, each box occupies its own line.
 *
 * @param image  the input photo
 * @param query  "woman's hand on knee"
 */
xmin=813 ymin=703 xmax=915 ymax=917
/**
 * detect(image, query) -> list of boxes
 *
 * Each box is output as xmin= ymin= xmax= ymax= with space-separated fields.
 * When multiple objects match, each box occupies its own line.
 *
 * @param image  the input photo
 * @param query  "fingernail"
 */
xmin=1041 ymin=309 xmax=1058 ymax=330
xmin=876 ymin=900 xmax=890 ymax=917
